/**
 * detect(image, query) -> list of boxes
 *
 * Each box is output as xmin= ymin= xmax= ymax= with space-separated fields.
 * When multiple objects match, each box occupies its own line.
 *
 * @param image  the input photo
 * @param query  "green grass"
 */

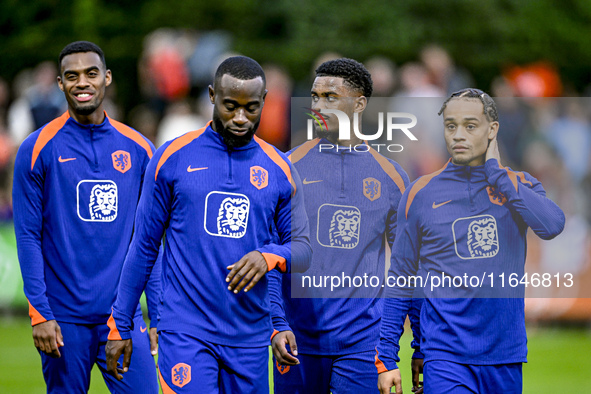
xmin=0 ymin=315 xmax=589 ymax=393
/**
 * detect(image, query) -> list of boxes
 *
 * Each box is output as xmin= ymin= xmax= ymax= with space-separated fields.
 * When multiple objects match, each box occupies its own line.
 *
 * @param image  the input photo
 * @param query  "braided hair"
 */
xmin=438 ymin=88 xmax=498 ymax=122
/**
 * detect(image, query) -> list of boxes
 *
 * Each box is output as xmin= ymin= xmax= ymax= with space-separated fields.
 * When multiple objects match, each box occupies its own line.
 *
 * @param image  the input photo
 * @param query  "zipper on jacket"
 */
xmin=90 ymin=126 xmax=99 ymax=171
xmin=340 ymin=152 xmax=345 ymax=197
xmin=227 ymin=150 xmax=233 ymax=183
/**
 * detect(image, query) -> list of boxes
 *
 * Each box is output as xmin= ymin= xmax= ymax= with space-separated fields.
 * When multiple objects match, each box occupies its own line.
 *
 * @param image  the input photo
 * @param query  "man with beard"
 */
xmin=106 ymin=56 xmax=312 ymax=393
xmin=13 ymin=41 xmax=160 ymax=393
xmin=376 ymin=89 xmax=565 ymax=393
xmin=269 ymin=58 xmax=423 ymax=394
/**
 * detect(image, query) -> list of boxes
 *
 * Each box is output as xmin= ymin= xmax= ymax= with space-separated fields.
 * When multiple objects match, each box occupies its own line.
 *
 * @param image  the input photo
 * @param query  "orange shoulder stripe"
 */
xmin=375 ymin=348 xmax=388 ymax=374
xmin=108 ymin=115 xmax=154 ymax=159
xmin=497 ymin=162 xmax=519 ymax=192
xmin=155 ymin=123 xmax=209 ymax=181
xmin=254 ymin=136 xmax=295 ymax=194
xmin=288 ymin=138 xmax=320 ymax=164
xmin=405 ymin=160 xmax=450 ymax=219
xmin=158 ymin=369 xmax=178 ymax=393
xmin=27 ymin=300 xmax=47 ymax=326
xmin=107 ymin=312 xmax=122 ymax=340
xmin=367 ymin=147 xmax=406 ymax=193
xmin=31 ymin=112 xmax=69 ymax=170
xmin=517 ymin=171 xmax=533 ymax=187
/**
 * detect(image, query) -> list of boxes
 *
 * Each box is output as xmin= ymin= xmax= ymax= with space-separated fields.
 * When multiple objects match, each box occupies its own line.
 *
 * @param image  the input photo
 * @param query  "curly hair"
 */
xmin=438 ymin=88 xmax=498 ymax=122
xmin=315 ymin=58 xmax=373 ymax=98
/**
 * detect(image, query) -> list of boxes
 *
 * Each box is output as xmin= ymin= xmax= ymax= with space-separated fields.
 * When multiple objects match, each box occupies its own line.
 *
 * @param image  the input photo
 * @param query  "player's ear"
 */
xmin=354 ymin=96 xmax=367 ymax=113
xmin=488 ymin=121 xmax=499 ymax=140
xmin=208 ymin=85 xmax=215 ymax=104
xmin=57 ymin=76 xmax=64 ymax=92
xmin=105 ymin=69 xmax=112 ymax=87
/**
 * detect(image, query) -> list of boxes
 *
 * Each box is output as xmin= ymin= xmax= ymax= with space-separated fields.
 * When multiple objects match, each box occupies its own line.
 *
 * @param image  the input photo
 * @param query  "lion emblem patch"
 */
xmin=250 ymin=166 xmax=268 ymax=190
xmin=76 ymin=180 xmax=118 ymax=222
xmin=111 ymin=150 xmax=131 ymax=174
xmin=171 ymin=363 xmax=191 ymax=388
xmin=487 ymin=186 xmax=507 ymax=206
xmin=204 ymin=191 xmax=250 ymax=238
xmin=452 ymin=214 xmax=499 ymax=259
xmin=363 ymin=177 xmax=381 ymax=201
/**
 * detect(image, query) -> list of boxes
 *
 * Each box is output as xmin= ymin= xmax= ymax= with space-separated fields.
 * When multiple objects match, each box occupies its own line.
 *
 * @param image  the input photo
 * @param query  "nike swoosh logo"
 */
xmin=58 ymin=156 xmax=76 ymax=163
xmin=432 ymin=200 xmax=452 ymax=209
xmin=303 ymin=178 xmax=323 ymax=185
xmin=187 ymin=166 xmax=208 ymax=172
xmin=140 ymin=326 xmax=147 ymax=333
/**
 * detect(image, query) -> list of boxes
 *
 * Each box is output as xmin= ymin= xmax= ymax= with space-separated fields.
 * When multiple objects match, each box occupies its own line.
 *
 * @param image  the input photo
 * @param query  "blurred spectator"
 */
xmin=543 ymin=99 xmax=591 ymax=183
xmin=156 ymin=99 xmax=204 ymax=147
xmin=420 ymin=44 xmax=474 ymax=95
xmin=490 ymin=76 xmax=532 ymax=168
xmin=504 ymin=61 xmax=563 ymax=97
xmin=257 ymin=64 xmax=292 ymax=152
xmin=128 ymin=104 xmax=159 ymax=146
xmin=8 ymin=63 xmax=66 ymax=143
xmin=365 ymin=56 xmax=397 ymax=97
xmin=188 ymin=31 xmax=232 ymax=93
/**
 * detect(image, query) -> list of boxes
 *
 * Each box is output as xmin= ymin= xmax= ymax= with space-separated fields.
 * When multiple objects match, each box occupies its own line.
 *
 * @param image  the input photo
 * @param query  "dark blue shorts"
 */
xmin=157 ymin=331 xmax=269 ymax=393
xmin=273 ymin=349 xmax=378 ymax=394
xmin=40 ymin=315 xmax=158 ymax=393
xmin=424 ymin=360 xmax=522 ymax=393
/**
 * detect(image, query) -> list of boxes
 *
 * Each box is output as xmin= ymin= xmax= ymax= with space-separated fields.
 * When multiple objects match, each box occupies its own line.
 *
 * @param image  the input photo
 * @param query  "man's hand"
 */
xmin=105 ymin=339 xmax=133 ymax=381
xmin=378 ymin=369 xmax=403 ymax=394
xmin=32 ymin=320 xmax=64 ymax=358
xmin=486 ymin=136 xmax=501 ymax=164
xmin=411 ymin=358 xmax=424 ymax=393
xmin=271 ymin=330 xmax=300 ymax=366
xmin=149 ymin=327 xmax=158 ymax=356
xmin=226 ymin=251 xmax=268 ymax=293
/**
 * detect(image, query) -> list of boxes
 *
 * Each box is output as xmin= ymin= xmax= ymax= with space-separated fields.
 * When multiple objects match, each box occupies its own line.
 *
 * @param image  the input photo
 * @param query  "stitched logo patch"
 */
xmin=363 ymin=177 xmax=381 ymax=201
xmin=204 ymin=191 xmax=250 ymax=238
xmin=171 ymin=363 xmax=191 ymax=388
xmin=111 ymin=150 xmax=131 ymax=174
xmin=250 ymin=166 xmax=268 ymax=190
xmin=452 ymin=214 xmax=499 ymax=259
xmin=76 ymin=180 xmax=118 ymax=222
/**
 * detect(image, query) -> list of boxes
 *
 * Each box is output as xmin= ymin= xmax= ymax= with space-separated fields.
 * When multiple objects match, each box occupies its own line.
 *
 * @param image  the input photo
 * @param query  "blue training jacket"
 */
xmin=109 ymin=122 xmax=312 ymax=347
xmin=376 ymin=159 xmax=565 ymax=371
xmin=13 ymin=111 xmax=160 ymax=327
xmin=269 ymin=139 xmax=422 ymax=356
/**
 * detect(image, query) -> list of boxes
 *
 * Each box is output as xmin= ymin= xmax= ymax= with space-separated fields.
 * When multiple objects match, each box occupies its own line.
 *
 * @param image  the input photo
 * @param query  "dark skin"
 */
xmin=411 ymin=358 xmax=423 ymax=393
xmin=378 ymin=99 xmax=500 ymax=394
xmin=106 ymin=73 xmax=269 ymax=380
xmin=32 ymin=51 xmax=112 ymax=359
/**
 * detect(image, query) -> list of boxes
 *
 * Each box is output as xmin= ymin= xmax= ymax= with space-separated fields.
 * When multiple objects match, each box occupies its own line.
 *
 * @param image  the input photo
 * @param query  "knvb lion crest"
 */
xmin=467 ymin=216 xmax=499 ymax=258
xmin=276 ymin=360 xmax=290 ymax=375
xmin=171 ymin=363 xmax=191 ymax=388
xmin=363 ymin=177 xmax=381 ymax=201
xmin=111 ymin=150 xmax=131 ymax=174
xmin=487 ymin=186 xmax=507 ymax=206
xmin=89 ymin=183 xmax=117 ymax=221
xmin=250 ymin=166 xmax=268 ymax=190
xmin=329 ymin=209 xmax=361 ymax=249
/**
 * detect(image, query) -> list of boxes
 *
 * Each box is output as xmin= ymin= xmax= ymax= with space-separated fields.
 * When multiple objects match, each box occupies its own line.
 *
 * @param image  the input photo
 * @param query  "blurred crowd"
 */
xmin=0 ymin=30 xmax=590 ymax=275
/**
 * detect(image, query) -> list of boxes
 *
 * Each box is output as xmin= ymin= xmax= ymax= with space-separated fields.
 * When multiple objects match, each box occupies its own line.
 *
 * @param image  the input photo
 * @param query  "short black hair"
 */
xmin=59 ymin=41 xmax=106 ymax=70
xmin=438 ymin=88 xmax=498 ymax=122
xmin=214 ymin=56 xmax=266 ymax=85
xmin=315 ymin=58 xmax=373 ymax=98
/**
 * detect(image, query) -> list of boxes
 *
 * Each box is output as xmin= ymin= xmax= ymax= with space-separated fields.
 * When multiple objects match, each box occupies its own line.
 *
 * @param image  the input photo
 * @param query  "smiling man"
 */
xmin=12 ymin=41 xmax=160 ymax=393
xmin=105 ymin=56 xmax=311 ymax=393
xmin=376 ymin=89 xmax=565 ymax=394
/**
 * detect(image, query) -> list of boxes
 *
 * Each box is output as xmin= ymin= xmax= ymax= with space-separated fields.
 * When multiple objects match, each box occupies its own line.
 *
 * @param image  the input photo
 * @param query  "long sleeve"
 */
xmin=144 ymin=243 xmax=163 ymax=329
xmin=268 ymin=269 xmax=292 ymax=334
xmin=485 ymin=159 xmax=565 ymax=240
xmin=257 ymin=164 xmax=311 ymax=273
xmin=376 ymin=189 xmax=421 ymax=372
xmin=109 ymin=148 xmax=173 ymax=340
xmin=12 ymin=136 xmax=54 ymax=325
